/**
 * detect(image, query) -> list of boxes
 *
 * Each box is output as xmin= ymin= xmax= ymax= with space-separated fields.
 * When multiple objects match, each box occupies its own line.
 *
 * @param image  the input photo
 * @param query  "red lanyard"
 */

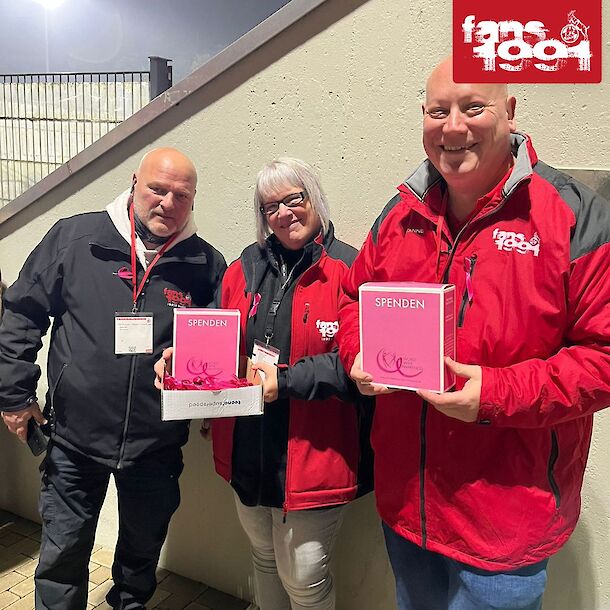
xmin=129 ymin=205 xmax=176 ymax=310
xmin=434 ymin=191 xmax=448 ymax=282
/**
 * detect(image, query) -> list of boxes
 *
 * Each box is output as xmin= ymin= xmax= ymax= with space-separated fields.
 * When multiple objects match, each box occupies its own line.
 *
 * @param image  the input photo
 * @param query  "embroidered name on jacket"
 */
xmin=164 ymin=288 xmax=192 ymax=307
xmin=492 ymin=228 xmax=541 ymax=256
xmin=316 ymin=319 xmax=339 ymax=341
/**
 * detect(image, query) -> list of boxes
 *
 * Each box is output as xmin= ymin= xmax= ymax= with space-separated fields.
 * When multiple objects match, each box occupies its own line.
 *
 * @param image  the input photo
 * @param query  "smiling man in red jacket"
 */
xmin=338 ymin=57 xmax=610 ymax=610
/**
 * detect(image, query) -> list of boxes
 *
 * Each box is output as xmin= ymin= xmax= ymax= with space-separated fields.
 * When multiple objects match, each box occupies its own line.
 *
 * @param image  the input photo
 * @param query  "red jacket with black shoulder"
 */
xmin=338 ymin=133 xmax=610 ymax=570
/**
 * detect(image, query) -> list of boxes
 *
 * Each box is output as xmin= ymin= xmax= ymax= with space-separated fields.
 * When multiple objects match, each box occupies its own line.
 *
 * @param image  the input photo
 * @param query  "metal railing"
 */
xmin=0 ymin=57 xmax=172 ymax=207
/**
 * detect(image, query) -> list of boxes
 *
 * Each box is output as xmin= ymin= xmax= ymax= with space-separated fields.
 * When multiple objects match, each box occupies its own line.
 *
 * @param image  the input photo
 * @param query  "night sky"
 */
xmin=0 ymin=0 xmax=291 ymax=82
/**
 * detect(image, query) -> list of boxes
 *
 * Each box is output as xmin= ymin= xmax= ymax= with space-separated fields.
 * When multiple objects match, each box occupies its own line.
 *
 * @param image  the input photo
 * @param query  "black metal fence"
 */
xmin=0 ymin=57 xmax=172 ymax=207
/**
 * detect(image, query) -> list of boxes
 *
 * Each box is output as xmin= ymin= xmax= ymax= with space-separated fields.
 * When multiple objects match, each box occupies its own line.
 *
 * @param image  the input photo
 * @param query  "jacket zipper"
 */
xmin=419 ymin=401 xmax=428 ymax=548
xmin=547 ymin=430 xmax=561 ymax=508
xmin=117 ymin=281 xmax=148 ymax=469
xmin=419 ymin=194 xmax=513 ymax=547
xmin=457 ymin=254 xmax=477 ymax=327
xmin=48 ymin=362 xmax=68 ymax=433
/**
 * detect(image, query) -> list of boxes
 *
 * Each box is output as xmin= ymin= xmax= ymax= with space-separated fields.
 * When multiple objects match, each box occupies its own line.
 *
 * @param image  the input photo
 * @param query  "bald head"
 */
xmin=132 ymin=147 xmax=198 ymax=240
xmin=425 ymin=57 xmax=509 ymax=106
xmin=136 ymin=147 xmax=197 ymax=188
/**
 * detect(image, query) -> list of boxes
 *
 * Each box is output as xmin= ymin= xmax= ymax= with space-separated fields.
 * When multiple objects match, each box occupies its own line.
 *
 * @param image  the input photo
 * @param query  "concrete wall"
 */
xmin=0 ymin=0 xmax=609 ymax=607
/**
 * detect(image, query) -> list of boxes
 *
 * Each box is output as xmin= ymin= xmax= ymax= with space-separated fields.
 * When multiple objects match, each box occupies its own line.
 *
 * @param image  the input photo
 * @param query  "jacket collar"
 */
xmin=89 ymin=189 xmax=205 ymax=266
xmin=240 ymin=222 xmax=335 ymax=295
xmin=402 ymin=132 xmax=536 ymax=206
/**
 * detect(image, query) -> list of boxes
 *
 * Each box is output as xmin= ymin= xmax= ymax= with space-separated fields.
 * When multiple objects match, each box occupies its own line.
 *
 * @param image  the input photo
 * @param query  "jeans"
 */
xmin=234 ymin=495 xmax=345 ymax=610
xmin=35 ymin=442 xmax=183 ymax=610
xmin=383 ymin=522 xmax=549 ymax=610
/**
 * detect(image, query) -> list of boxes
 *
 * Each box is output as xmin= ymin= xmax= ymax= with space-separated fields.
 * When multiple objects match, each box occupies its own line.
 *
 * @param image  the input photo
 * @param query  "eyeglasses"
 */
xmin=259 ymin=191 xmax=307 ymax=216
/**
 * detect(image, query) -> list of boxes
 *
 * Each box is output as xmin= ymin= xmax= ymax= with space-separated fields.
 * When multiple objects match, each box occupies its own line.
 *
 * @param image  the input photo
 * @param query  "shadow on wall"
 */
xmin=544 ymin=510 xmax=595 ymax=609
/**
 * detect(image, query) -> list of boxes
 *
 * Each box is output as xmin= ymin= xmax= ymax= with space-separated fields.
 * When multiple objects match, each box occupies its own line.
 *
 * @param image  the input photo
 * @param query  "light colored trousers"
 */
xmin=234 ymin=495 xmax=345 ymax=610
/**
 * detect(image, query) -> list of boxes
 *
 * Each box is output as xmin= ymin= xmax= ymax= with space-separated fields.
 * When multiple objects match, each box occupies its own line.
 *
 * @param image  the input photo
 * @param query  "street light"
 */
xmin=32 ymin=0 xmax=66 ymax=8
xmin=31 ymin=0 xmax=67 ymax=72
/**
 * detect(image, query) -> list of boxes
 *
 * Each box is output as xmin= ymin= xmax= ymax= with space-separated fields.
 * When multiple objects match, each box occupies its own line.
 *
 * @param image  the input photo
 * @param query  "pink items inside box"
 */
xmin=161 ymin=309 xmax=263 ymax=420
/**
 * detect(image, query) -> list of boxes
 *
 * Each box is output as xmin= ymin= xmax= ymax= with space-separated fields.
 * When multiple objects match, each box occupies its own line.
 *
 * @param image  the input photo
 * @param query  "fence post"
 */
xmin=148 ymin=56 xmax=173 ymax=99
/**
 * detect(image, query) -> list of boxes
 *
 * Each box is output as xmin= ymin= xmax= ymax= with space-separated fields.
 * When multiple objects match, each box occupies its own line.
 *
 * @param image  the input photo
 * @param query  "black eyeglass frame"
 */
xmin=259 ymin=191 xmax=307 ymax=216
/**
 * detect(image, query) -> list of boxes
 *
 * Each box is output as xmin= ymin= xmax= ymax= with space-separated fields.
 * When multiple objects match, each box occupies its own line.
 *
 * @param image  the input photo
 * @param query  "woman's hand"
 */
xmin=154 ymin=347 xmax=174 ymax=390
xmin=252 ymin=361 xmax=279 ymax=403
xmin=199 ymin=419 xmax=211 ymax=440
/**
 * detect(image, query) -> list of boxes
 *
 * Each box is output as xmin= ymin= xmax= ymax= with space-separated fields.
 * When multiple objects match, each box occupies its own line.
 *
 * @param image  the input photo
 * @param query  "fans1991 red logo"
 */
xmin=453 ymin=0 xmax=601 ymax=82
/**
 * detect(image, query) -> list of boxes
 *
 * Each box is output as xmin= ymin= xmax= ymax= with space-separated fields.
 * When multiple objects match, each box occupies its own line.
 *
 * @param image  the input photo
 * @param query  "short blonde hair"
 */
xmin=254 ymin=157 xmax=330 ymax=246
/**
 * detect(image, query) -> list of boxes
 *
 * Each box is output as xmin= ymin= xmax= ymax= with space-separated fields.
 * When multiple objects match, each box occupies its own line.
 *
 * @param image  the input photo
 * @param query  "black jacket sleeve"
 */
xmin=277 ymin=347 xmax=359 ymax=403
xmin=0 ymin=222 xmax=65 ymax=412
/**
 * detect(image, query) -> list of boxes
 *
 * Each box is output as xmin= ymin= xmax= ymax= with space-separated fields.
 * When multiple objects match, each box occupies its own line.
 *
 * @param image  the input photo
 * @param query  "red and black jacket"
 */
xmin=338 ymin=134 xmax=610 ymax=570
xmin=212 ymin=224 xmax=373 ymax=511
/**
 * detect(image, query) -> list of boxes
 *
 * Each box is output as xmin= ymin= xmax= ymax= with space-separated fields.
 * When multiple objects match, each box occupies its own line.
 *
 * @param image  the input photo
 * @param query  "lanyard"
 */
xmin=434 ymin=191 xmax=448 ymax=282
xmin=129 ymin=204 xmax=176 ymax=311
xmin=264 ymin=259 xmax=298 ymax=344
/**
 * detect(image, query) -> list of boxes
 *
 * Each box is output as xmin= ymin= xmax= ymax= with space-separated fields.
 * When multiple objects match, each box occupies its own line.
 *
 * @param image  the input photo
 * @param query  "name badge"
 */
xmin=252 ymin=339 xmax=280 ymax=382
xmin=115 ymin=312 xmax=154 ymax=354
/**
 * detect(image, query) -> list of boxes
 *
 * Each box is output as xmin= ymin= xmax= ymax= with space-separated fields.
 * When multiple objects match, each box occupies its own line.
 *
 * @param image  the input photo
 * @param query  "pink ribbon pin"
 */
xmin=249 ymin=293 xmax=262 ymax=318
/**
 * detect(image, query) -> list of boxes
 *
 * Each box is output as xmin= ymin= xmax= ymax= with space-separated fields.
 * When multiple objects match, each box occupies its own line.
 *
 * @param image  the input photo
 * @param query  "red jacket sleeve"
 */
xmin=337 ymin=230 xmax=379 ymax=374
xmin=479 ymin=242 xmax=610 ymax=427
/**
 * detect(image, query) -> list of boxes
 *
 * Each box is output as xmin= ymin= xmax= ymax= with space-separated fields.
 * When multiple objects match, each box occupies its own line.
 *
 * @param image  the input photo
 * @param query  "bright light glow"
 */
xmin=33 ymin=0 xmax=66 ymax=9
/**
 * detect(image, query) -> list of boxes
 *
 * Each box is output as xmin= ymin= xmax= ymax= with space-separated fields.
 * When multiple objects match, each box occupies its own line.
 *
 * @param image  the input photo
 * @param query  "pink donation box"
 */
xmin=161 ymin=308 xmax=263 ymax=421
xmin=359 ymin=282 xmax=456 ymax=392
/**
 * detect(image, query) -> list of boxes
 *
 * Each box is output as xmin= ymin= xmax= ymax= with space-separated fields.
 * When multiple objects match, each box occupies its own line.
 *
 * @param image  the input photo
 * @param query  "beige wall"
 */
xmin=0 ymin=0 xmax=609 ymax=607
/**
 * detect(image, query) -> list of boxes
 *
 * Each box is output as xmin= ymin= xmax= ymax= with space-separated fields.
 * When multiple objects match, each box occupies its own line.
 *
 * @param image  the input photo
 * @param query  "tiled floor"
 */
xmin=0 ymin=510 xmax=253 ymax=610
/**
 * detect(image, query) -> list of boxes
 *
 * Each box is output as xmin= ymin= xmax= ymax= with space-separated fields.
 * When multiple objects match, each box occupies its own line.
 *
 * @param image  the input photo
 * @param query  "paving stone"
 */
xmin=87 ymin=580 xmax=113 ymax=606
xmin=0 ymin=514 xmax=250 ymax=610
xmin=155 ymin=591 xmax=200 ymax=610
xmin=0 ymin=548 xmax=24 ymax=566
xmin=3 ymin=591 xmax=34 ymax=609
xmin=0 ymin=556 xmax=30 ymax=578
xmin=5 ymin=520 xmax=39 ymax=538
xmin=9 ymin=575 xmax=35 ymax=597
xmin=89 ymin=565 xmax=111 ymax=585
xmin=156 ymin=567 xmax=170 ymax=583
xmin=0 ymin=513 xmax=16 ymax=527
xmin=0 ymin=591 xmax=19 ymax=609
xmin=148 ymin=586 xmax=171 ymax=608
xmin=157 ymin=573 xmax=205 ymax=597
xmin=0 ymin=571 xmax=26 ymax=593
xmin=6 ymin=592 xmax=35 ymax=610
xmin=4 ymin=540 xmax=39 ymax=561
xmin=0 ymin=533 xmax=24 ymax=549
xmin=195 ymin=588 xmax=250 ymax=610
xmin=90 ymin=549 xmax=113 ymax=569
xmin=14 ymin=558 xmax=37 ymax=578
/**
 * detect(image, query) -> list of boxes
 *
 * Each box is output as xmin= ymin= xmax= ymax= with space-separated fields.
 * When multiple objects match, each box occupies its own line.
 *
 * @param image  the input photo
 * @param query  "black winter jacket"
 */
xmin=0 ymin=211 xmax=226 ymax=467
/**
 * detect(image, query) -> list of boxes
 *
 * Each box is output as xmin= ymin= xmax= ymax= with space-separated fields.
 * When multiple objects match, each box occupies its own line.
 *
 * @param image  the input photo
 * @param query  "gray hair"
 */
xmin=254 ymin=157 xmax=330 ymax=246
